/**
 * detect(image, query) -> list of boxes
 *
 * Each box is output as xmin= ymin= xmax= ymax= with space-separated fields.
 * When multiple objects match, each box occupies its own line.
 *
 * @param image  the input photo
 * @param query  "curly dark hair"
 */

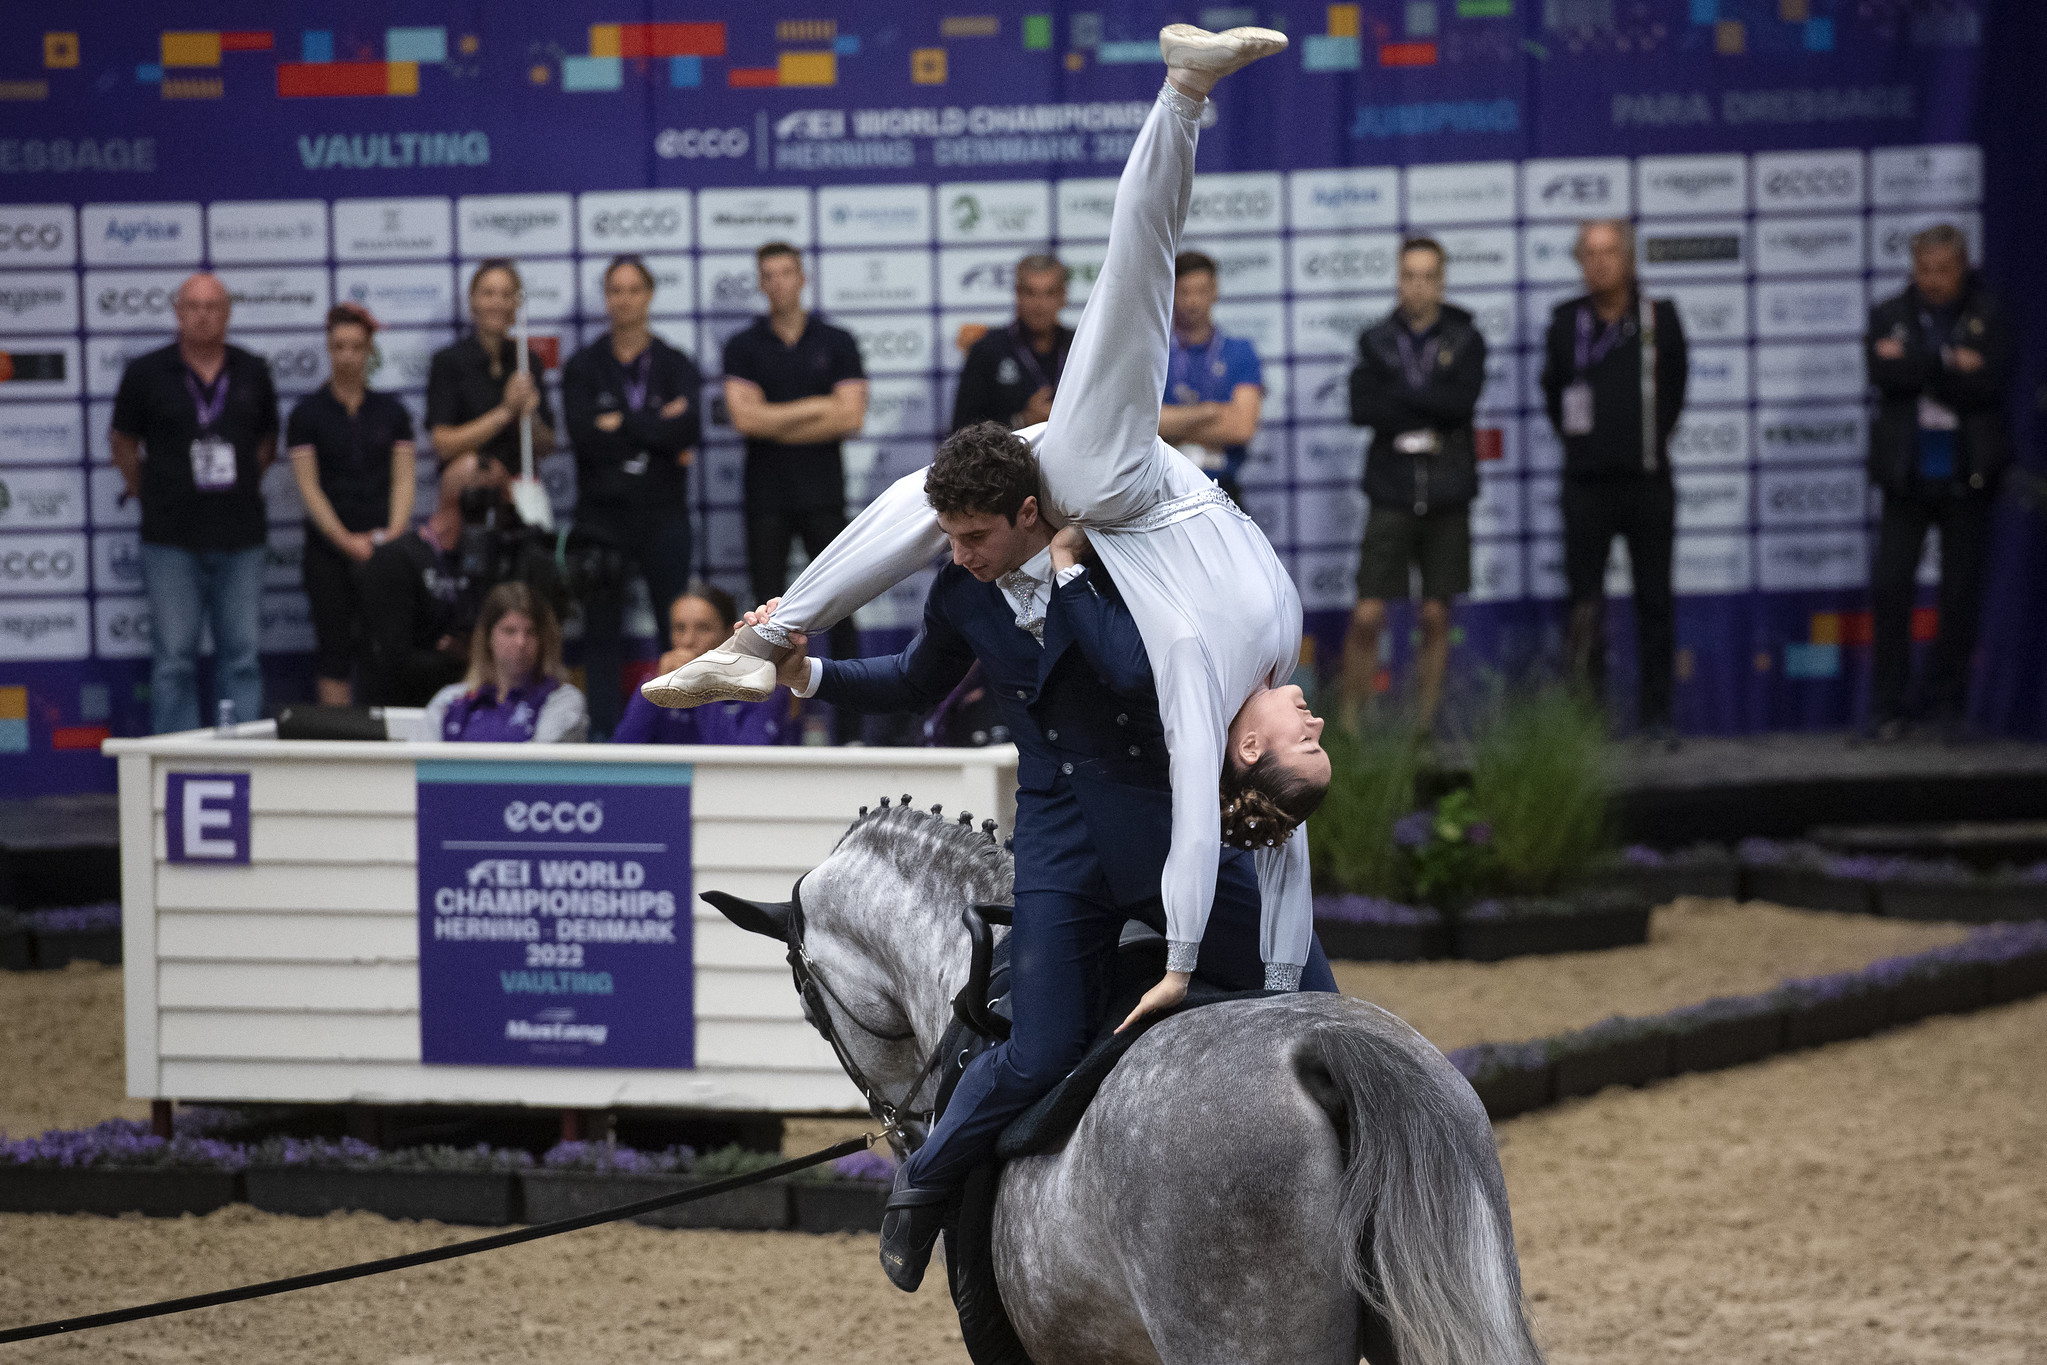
xmin=1219 ymin=751 xmax=1328 ymax=850
xmin=925 ymin=420 xmax=1039 ymax=523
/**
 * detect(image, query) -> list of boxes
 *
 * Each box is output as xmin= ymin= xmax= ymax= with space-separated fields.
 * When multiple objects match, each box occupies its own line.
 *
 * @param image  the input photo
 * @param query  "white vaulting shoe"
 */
xmin=640 ymin=647 xmax=776 ymax=708
xmin=1159 ymin=24 xmax=1288 ymax=95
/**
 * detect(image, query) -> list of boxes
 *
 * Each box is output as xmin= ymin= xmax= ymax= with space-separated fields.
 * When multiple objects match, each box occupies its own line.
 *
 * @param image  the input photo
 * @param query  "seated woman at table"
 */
xmin=613 ymin=583 xmax=796 ymax=746
xmin=421 ymin=581 xmax=588 ymax=743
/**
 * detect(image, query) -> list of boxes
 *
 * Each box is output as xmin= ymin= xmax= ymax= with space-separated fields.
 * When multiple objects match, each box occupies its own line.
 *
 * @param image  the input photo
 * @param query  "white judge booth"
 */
xmin=105 ymin=719 xmax=1017 ymax=1120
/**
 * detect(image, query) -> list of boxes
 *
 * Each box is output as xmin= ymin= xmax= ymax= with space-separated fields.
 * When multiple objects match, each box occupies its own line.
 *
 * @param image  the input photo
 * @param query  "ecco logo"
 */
xmin=1768 ymin=477 xmax=1860 ymax=516
xmin=860 ymin=329 xmax=924 ymax=359
xmin=0 ymin=549 xmax=76 ymax=580
xmin=262 ymin=346 xmax=324 ymax=380
xmin=1188 ymin=188 xmax=1274 ymax=220
xmin=1764 ymin=167 xmax=1854 ymax=198
xmin=504 ymin=799 xmax=603 ymax=833
xmin=0 ymin=223 xmax=65 ymax=252
xmin=1301 ymin=245 xmax=1392 ymax=280
xmin=590 ymin=207 xmax=683 ymax=238
xmin=96 ymin=285 xmax=172 ymax=316
xmin=655 ymin=128 xmax=749 ymax=159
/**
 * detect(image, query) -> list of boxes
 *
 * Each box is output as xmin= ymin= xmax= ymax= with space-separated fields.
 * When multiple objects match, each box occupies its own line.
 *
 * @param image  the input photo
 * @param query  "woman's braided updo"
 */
xmin=1218 ymin=751 xmax=1328 ymax=851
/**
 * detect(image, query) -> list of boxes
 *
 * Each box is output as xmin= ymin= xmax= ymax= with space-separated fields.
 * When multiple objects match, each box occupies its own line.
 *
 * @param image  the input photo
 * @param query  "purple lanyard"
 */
xmin=1168 ymin=331 xmax=1226 ymax=402
xmin=1395 ymin=327 xmax=1441 ymax=390
xmin=185 ymin=368 xmax=229 ymax=430
xmin=1007 ymin=323 xmax=1065 ymax=392
xmin=621 ymin=349 xmax=653 ymax=412
xmin=1575 ymin=306 xmax=1628 ymax=374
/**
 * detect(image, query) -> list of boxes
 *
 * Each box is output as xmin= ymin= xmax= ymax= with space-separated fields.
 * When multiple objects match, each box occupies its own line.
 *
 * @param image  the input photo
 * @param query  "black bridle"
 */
xmin=782 ymin=876 xmax=954 ymax=1154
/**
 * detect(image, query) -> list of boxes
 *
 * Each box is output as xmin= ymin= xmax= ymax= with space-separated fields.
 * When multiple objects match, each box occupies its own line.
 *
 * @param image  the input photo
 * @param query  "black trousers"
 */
xmin=1871 ymin=488 xmax=1994 ymax=723
xmin=580 ymin=508 xmax=694 ymax=740
xmin=745 ymin=498 xmax=861 ymax=669
xmin=1562 ymin=475 xmax=1676 ymax=728
xmin=302 ymin=531 xmax=362 ymax=684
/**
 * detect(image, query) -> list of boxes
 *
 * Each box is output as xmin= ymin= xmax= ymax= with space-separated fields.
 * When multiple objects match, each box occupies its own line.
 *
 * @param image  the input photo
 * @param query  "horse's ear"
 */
xmin=701 ymin=891 xmax=793 ymax=943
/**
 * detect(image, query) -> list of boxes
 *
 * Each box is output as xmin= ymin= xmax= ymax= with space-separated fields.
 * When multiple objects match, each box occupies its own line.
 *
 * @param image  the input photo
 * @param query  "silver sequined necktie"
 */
xmin=999 ymin=570 xmax=1046 ymax=644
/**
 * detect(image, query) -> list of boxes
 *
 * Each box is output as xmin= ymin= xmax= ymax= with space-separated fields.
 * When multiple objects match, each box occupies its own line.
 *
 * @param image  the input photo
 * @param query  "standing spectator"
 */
xmin=1337 ymin=238 xmax=1487 ymax=735
xmin=722 ymin=241 xmax=868 ymax=677
xmin=1540 ymin=220 xmax=1688 ymax=738
xmin=950 ymin=254 xmax=1073 ymax=432
xmin=356 ymin=453 xmax=504 ymax=707
xmin=1157 ymin=250 xmax=1263 ymax=504
xmin=564 ymin=256 xmax=704 ymax=739
xmin=427 ymin=259 xmax=555 ymax=476
xmin=109 ymin=274 xmax=278 ymax=734
xmin=421 ymin=581 xmax=587 ymax=743
xmin=1865 ymin=224 xmax=2013 ymax=740
xmin=286 ymin=304 xmax=416 ymax=706
xmin=612 ymin=583 xmax=796 ymax=745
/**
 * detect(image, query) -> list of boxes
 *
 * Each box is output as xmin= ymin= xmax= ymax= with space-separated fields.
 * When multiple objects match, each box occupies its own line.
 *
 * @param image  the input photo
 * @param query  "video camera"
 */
xmin=452 ymin=485 xmax=569 ymax=632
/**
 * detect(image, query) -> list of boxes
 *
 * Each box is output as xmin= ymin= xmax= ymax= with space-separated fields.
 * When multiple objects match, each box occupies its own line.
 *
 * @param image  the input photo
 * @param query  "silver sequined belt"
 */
xmin=1107 ymin=485 xmax=1248 ymax=534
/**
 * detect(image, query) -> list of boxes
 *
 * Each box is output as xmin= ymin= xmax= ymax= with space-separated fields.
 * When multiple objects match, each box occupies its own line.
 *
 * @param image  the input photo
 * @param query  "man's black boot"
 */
xmin=878 ymin=1167 xmax=949 ymax=1292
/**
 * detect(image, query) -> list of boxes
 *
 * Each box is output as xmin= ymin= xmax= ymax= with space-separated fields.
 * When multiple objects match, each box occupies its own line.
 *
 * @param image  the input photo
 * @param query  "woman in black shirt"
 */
xmin=426 ymin=258 xmax=556 ymax=475
xmin=286 ymin=304 xmax=417 ymax=704
xmin=562 ymin=254 xmax=704 ymax=738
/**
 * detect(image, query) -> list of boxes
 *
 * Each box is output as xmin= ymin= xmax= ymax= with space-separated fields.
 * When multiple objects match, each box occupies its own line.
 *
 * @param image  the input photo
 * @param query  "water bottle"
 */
xmin=215 ymin=698 xmax=236 ymax=737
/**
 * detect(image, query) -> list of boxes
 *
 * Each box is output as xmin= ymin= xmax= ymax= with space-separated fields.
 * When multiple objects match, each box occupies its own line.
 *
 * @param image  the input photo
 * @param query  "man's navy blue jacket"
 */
xmin=815 ymin=562 xmax=1182 ymax=909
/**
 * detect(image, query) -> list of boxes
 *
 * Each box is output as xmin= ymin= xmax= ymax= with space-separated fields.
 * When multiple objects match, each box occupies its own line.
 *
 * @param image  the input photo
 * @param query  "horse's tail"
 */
xmin=1304 ymin=1020 xmax=1544 ymax=1365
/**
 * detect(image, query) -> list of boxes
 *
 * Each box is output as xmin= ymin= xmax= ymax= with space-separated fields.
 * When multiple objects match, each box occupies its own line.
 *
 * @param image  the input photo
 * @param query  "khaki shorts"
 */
xmin=1355 ymin=503 xmax=1472 ymax=602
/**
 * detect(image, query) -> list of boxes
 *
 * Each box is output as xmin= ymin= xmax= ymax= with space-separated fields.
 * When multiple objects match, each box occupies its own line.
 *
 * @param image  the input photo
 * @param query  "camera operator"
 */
xmin=357 ymin=453 xmax=560 ymax=706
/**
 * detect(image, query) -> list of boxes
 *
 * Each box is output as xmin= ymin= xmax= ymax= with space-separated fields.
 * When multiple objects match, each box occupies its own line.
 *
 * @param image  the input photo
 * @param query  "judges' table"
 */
xmin=104 ymin=719 xmax=1017 ymax=1116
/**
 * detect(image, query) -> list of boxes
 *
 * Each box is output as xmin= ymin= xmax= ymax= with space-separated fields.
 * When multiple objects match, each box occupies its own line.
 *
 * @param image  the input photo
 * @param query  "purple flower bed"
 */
xmin=829 ymin=1148 xmax=896 ymax=1182
xmin=22 ymin=902 xmax=122 ymax=934
xmin=248 ymin=1136 xmax=532 ymax=1172
xmin=1312 ymin=895 xmax=1441 ymax=926
xmin=1446 ymin=1040 xmax=1549 ymax=1082
xmin=0 ymin=1118 xmax=247 ymax=1170
xmin=541 ymin=1141 xmax=696 ymax=1174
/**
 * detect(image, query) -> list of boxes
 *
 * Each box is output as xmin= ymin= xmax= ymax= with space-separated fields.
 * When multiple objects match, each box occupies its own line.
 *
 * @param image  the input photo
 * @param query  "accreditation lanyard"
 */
xmin=1395 ymin=326 xmax=1441 ymax=391
xmin=185 ymin=367 xmax=229 ymax=432
xmin=1168 ymin=330 xmax=1226 ymax=405
xmin=1574 ymin=307 xmax=1627 ymax=375
xmin=1008 ymin=323 xmax=1067 ymax=392
xmin=621 ymin=349 xmax=653 ymax=413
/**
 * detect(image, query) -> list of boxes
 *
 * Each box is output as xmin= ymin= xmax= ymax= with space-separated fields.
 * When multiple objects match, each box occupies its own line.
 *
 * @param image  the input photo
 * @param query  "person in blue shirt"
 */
xmin=1157 ymin=250 xmax=1263 ymax=503
xmin=612 ymin=583 xmax=796 ymax=746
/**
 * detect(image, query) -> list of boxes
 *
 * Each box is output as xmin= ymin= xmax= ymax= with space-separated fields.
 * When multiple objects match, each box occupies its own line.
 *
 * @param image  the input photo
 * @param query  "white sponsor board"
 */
xmin=82 ymin=269 xmax=183 ymax=332
xmin=1184 ymin=237 xmax=1284 ymax=297
xmin=241 ymin=331 xmax=330 ymax=396
xmin=1292 ymin=423 xmax=1367 ymax=486
xmin=1674 ymin=533 xmax=1752 ymax=594
xmin=1290 ymin=295 xmax=1387 ymax=358
xmin=0 ymin=466 xmax=85 ymax=532
xmin=1289 ymin=359 xmax=1353 ymax=424
xmin=578 ymin=254 xmax=695 ymax=319
xmin=1294 ymin=548 xmax=1361 ymax=611
xmin=1470 ymin=539 xmax=1525 ymax=602
xmin=455 ymin=194 xmax=574 ymax=257
xmin=0 ymin=531 xmax=88 ymax=596
xmin=1287 ymin=168 xmax=1400 ymax=232
xmin=91 ymin=531 xmax=144 ymax=595
xmin=0 ymin=205 xmax=79 ymax=267
xmin=1664 ymin=283 xmax=1749 ymax=343
xmin=1636 ymin=154 xmax=1749 ymax=217
xmin=1520 ymin=222 xmax=1585 ymax=284
xmin=83 ymin=335 xmax=153 ymax=399
xmin=1869 ymin=144 xmax=1982 ymax=208
xmin=938 ymin=246 xmax=1036 ymax=309
xmin=1435 ymin=227 xmax=1518 ymax=288
xmin=935 ymin=182 xmax=1050 ymax=244
xmin=1757 ymin=528 xmax=1866 ymax=591
xmin=1472 ymin=474 xmax=1523 ymax=538
xmin=1289 ymin=233 xmax=1399 ymax=295
xmin=817 ymin=185 xmax=931 ymax=247
xmin=1403 ymin=162 xmax=1516 ymax=226
xmin=93 ymin=593 xmax=151 ymax=658
xmin=207 ymin=200 xmax=328 ymax=264
xmin=1753 ymin=149 xmax=1866 ymax=213
xmin=1674 ymin=469 xmax=1751 ymax=531
xmin=335 ymin=262 xmax=457 ymax=326
xmin=861 ymin=377 xmax=937 ymax=437
xmin=1638 ymin=219 xmax=1748 ymax=280
xmin=577 ymin=190 xmax=694 ymax=252
xmin=1521 ymin=157 xmax=1631 ymax=220
xmin=699 ymin=189 xmax=813 ymax=251
xmin=462 ymin=257 xmax=573 ymax=322
xmin=88 ymin=467 xmax=139 ymax=529
xmin=1053 ymin=178 xmax=1120 ymax=241
xmin=367 ymin=328 xmax=443 ymax=393
xmin=216 ymin=266 xmax=331 ymax=329
xmin=1753 ymin=341 xmax=1865 ymax=401
xmin=332 ymin=197 xmax=453 ymax=260
xmin=1757 ymin=465 xmax=1869 ymax=527
xmin=1753 ymin=214 xmax=1867 ymax=276
xmin=1211 ymin=300 xmax=1285 ymax=363
xmin=841 ymin=313 xmax=935 ymax=375
xmin=80 ymin=203 xmax=202 ymax=266
xmin=1755 ymin=404 xmax=1865 ymax=465
xmin=1292 ymin=482 xmax=1364 ymax=548
xmin=0 ymin=402 xmax=84 ymax=464
xmin=1754 ymin=278 xmax=1866 ymax=340
xmin=0 ymin=270 xmax=79 ymax=333
xmin=1184 ymin=173 xmax=1284 ymax=236
xmin=1668 ymin=408 xmax=1751 ymax=469
xmin=819 ymin=249 xmax=935 ymax=312
xmin=0 ymin=595 xmax=90 ymax=660
xmin=1687 ymin=346 xmax=1753 ymax=406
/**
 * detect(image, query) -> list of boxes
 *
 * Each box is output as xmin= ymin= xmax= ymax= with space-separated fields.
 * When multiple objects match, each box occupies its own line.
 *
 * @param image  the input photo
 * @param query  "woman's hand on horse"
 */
xmin=1116 ymin=971 xmax=1191 ymax=1033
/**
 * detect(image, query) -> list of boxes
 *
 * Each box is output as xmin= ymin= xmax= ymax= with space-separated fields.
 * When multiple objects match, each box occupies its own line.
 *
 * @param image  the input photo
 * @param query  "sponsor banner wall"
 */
xmin=0 ymin=2 xmax=2024 ymax=790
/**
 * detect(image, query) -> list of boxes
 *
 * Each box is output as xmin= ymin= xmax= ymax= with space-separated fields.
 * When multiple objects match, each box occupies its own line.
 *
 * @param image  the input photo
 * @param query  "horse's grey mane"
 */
xmin=830 ymin=796 xmax=1014 ymax=904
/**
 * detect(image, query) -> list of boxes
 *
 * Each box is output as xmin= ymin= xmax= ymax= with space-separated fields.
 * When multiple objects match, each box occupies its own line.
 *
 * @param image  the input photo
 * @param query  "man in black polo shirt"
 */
xmin=721 ymin=241 xmax=868 ymax=675
xmin=109 ymin=273 xmax=279 ymax=734
xmin=564 ymin=256 xmax=705 ymax=738
xmin=950 ymin=253 xmax=1072 ymax=432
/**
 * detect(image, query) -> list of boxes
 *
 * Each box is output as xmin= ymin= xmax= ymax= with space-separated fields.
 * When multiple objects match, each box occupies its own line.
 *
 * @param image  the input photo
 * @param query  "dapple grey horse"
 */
xmin=709 ymin=802 xmax=1545 ymax=1365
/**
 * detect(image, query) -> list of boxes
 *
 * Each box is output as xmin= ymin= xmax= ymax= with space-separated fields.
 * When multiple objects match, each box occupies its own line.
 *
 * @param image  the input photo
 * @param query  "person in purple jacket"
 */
xmin=612 ymin=583 xmax=797 ymax=746
xmin=421 ymin=581 xmax=588 ymax=743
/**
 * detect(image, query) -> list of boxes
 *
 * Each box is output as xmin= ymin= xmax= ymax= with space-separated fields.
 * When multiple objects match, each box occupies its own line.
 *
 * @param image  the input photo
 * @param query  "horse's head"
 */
xmin=703 ymin=798 xmax=1014 ymax=1152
